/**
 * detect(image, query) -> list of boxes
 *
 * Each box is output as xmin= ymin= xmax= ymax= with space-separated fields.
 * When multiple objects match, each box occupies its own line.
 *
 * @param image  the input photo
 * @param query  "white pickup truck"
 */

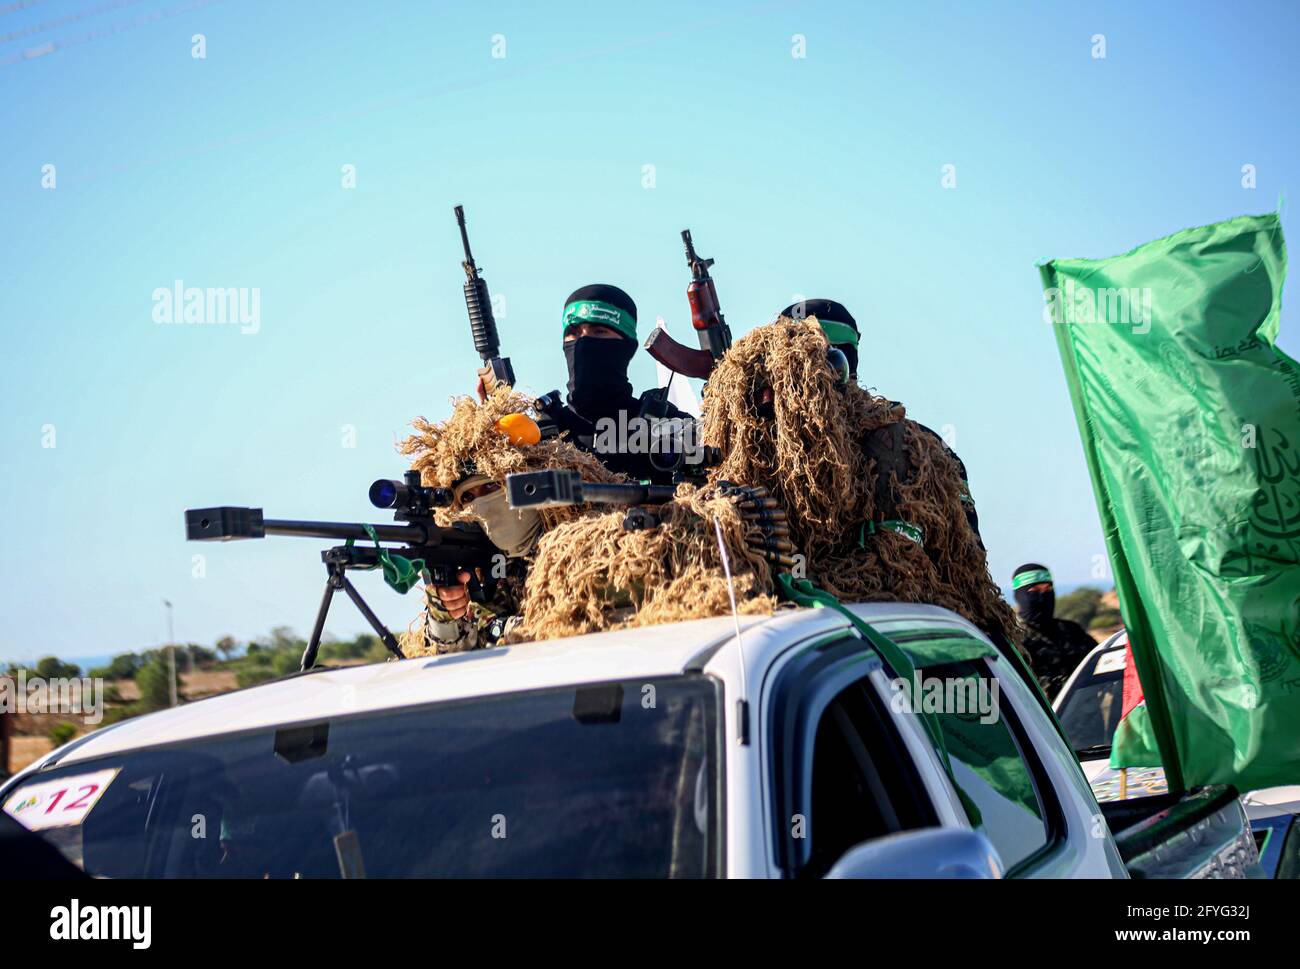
xmin=0 ymin=603 xmax=1261 ymax=878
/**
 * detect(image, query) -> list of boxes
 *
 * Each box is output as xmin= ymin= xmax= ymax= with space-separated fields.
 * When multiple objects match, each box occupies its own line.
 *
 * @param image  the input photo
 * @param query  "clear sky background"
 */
xmin=1 ymin=0 xmax=1297 ymax=663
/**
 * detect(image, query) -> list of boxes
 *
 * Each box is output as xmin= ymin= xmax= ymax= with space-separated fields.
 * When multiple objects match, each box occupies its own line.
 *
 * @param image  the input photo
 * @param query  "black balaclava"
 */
xmin=780 ymin=298 xmax=860 ymax=377
xmin=1012 ymin=562 xmax=1056 ymax=627
xmin=563 ymin=284 xmax=638 ymax=420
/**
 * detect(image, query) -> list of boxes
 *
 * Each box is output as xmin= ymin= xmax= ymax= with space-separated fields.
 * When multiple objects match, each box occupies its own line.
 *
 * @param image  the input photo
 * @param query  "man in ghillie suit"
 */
xmin=396 ymin=388 xmax=627 ymax=655
xmin=777 ymin=298 xmax=983 ymax=543
xmin=700 ymin=316 xmax=1023 ymax=653
xmin=401 ymin=318 xmax=1021 ymax=665
xmin=397 ymin=375 xmax=788 ymax=651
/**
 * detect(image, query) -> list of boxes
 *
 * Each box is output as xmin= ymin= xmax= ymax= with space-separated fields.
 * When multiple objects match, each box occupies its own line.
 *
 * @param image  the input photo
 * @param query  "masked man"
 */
xmin=778 ymin=298 xmax=982 ymax=542
xmin=421 ymin=470 xmax=542 ymax=653
xmin=542 ymin=284 xmax=694 ymax=484
xmin=1011 ymin=563 xmax=1097 ymax=699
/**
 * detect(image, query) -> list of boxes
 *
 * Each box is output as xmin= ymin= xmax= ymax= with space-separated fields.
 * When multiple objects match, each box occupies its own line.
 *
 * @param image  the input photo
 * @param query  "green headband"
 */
xmin=562 ymin=299 xmax=637 ymax=341
xmin=817 ymin=319 xmax=860 ymax=348
xmin=1011 ymin=568 xmax=1053 ymax=590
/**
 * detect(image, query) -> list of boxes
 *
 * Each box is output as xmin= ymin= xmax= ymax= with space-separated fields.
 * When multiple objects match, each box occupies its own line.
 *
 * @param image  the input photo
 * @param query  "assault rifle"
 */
xmin=186 ymin=471 xmax=499 ymax=671
xmin=644 ymin=228 xmax=733 ymax=380
xmin=455 ymin=204 xmax=515 ymax=390
xmin=455 ymin=205 xmax=563 ymax=438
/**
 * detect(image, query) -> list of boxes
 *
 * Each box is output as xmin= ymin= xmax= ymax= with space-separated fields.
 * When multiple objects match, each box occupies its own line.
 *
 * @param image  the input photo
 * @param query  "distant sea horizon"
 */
xmin=6 ymin=582 xmax=1118 ymax=670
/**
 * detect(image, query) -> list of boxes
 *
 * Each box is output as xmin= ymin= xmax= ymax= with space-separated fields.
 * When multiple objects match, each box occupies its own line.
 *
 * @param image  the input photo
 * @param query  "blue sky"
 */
xmin=1 ymin=0 xmax=1297 ymax=663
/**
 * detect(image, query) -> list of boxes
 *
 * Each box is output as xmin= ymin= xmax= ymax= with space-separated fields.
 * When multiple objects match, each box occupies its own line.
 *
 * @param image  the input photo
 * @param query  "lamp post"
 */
xmin=163 ymin=599 xmax=177 ymax=707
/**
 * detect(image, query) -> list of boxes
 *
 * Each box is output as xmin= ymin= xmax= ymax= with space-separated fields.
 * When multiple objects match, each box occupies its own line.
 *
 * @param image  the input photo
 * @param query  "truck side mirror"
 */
xmin=824 ymin=827 xmax=1004 ymax=879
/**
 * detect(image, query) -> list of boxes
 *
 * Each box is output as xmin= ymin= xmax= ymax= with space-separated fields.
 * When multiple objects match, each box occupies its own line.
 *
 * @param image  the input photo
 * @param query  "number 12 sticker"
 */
xmin=3 ymin=768 xmax=121 ymax=831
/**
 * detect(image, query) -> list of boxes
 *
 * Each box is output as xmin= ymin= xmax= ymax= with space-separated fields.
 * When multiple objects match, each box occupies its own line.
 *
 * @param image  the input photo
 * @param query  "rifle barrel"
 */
xmin=262 ymin=519 xmax=431 ymax=544
xmin=455 ymin=205 xmax=475 ymax=267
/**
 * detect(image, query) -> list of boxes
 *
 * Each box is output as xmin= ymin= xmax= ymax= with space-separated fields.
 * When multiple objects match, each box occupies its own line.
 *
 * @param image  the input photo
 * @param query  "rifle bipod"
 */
xmin=301 ymin=544 xmax=405 ymax=671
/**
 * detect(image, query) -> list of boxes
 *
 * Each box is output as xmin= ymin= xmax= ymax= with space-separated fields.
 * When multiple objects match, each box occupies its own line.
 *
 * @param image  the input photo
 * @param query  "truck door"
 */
xmin=880 ymin=622 xmax=1113 ymax=877
xmin=767 ymin=637 xmax=941 ymax=879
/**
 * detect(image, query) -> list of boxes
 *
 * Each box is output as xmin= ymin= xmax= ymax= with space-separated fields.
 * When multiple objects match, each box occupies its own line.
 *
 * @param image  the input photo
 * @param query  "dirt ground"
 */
xmin=8 ymin=736 xmax=55 ymax=775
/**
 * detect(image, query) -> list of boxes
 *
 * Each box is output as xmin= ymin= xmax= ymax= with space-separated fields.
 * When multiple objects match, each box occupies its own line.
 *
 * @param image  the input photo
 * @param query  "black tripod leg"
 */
xmin=300 ymin=576 xmax=339 ymax=671
xmin=339 ymin=576 xmax=405 ymax=659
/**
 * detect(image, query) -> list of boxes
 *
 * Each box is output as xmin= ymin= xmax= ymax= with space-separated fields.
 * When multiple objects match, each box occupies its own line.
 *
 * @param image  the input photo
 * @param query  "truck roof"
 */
xmin=38 ymin=601 xmax=978 ymax=769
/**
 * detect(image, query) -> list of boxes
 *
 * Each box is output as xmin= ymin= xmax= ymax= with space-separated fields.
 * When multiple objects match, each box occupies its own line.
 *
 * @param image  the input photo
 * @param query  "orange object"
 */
xmin=496 ymin=413 xmax=541 ymax=446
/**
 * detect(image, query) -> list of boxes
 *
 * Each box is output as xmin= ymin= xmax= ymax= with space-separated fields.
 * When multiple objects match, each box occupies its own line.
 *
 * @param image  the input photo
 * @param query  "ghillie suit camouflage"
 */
xmin=398 ymin=318 xmax=1019 ymax=654
xmin=396 ymin=385 xmax=776 ymax=649
xmin=396 ymin=387 xmax=626 ymax=655
xmin=508 ymin=484 xmax=777 ymax=642
xmin=701 ymin=317 xmax=1021 ymax=646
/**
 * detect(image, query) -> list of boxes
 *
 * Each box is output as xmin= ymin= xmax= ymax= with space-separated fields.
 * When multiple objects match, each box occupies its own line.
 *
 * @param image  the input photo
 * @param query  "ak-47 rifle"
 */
xmin=186 ymin=470 xmax=499 ymax=671
xmin=644 ymin=228 xmax=733 ymax=380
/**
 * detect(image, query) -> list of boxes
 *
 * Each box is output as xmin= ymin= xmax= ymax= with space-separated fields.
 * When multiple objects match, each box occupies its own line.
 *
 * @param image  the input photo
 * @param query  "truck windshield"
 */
xmin=1057 ymin=669 xmax=1124 ymax=756
xmin=2 ymin=675 xmax=722 ymax=878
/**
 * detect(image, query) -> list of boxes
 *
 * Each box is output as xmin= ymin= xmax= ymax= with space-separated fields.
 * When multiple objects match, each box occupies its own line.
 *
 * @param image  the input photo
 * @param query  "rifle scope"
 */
xmin=368 ymin=470 xmax=454 ymax=518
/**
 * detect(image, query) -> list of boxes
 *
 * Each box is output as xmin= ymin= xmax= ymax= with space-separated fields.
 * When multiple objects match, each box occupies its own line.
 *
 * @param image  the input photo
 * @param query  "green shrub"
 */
xmin=362 ymin=638 xmax=393 ymax=664
xmin=47 ymin=721 xmax=78 ymax=747
xmin=235 ymin=667 xmax=278 ymax=689
xmin=135 ymin=658 xmax=175 ymax=712
xmin=1055 ymin=587 xmax=1103 ymax=627
xmin=35 ymin=656 xmax=82 ymax=680
xmin=102 ymin=703 xmax=143 ymax=726
xmin=1089 ymin=606 xmax=1123 ymax=629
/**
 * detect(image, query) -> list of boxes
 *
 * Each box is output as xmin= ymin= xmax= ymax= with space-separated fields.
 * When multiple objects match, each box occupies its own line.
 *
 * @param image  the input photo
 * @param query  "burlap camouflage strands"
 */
xmin=397 ymin=319 xmax=1019 ymax=652
xmin=703 ymin=317 xmax=1020 ymax=640
xmin=398 ymin=386 xmax=625 ymax=530
xmin=396 ymin=387 xmax=630 ymax=656
xmin=510 ymin=483 xmax=776 ymax=642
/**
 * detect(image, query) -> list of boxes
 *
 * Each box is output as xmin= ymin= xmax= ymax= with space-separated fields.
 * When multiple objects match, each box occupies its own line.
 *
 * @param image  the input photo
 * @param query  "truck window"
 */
xmin=769 ymin=637 xmax=940 ymax=879
xmin=927 ymin=659 xmax=1052 ymax=870
xmin=2 ymin=675 xmax=722 ymax=878
xmin=802 ymin=678 xmax=937 ymax=877
xmin=1056 ymin=650 xmax=1126 ymax=757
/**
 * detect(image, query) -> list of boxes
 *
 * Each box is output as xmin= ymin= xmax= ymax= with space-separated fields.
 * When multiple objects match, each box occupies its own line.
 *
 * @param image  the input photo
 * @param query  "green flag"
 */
xmin=1040 ymin=212 xmax=1300 ymax=793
